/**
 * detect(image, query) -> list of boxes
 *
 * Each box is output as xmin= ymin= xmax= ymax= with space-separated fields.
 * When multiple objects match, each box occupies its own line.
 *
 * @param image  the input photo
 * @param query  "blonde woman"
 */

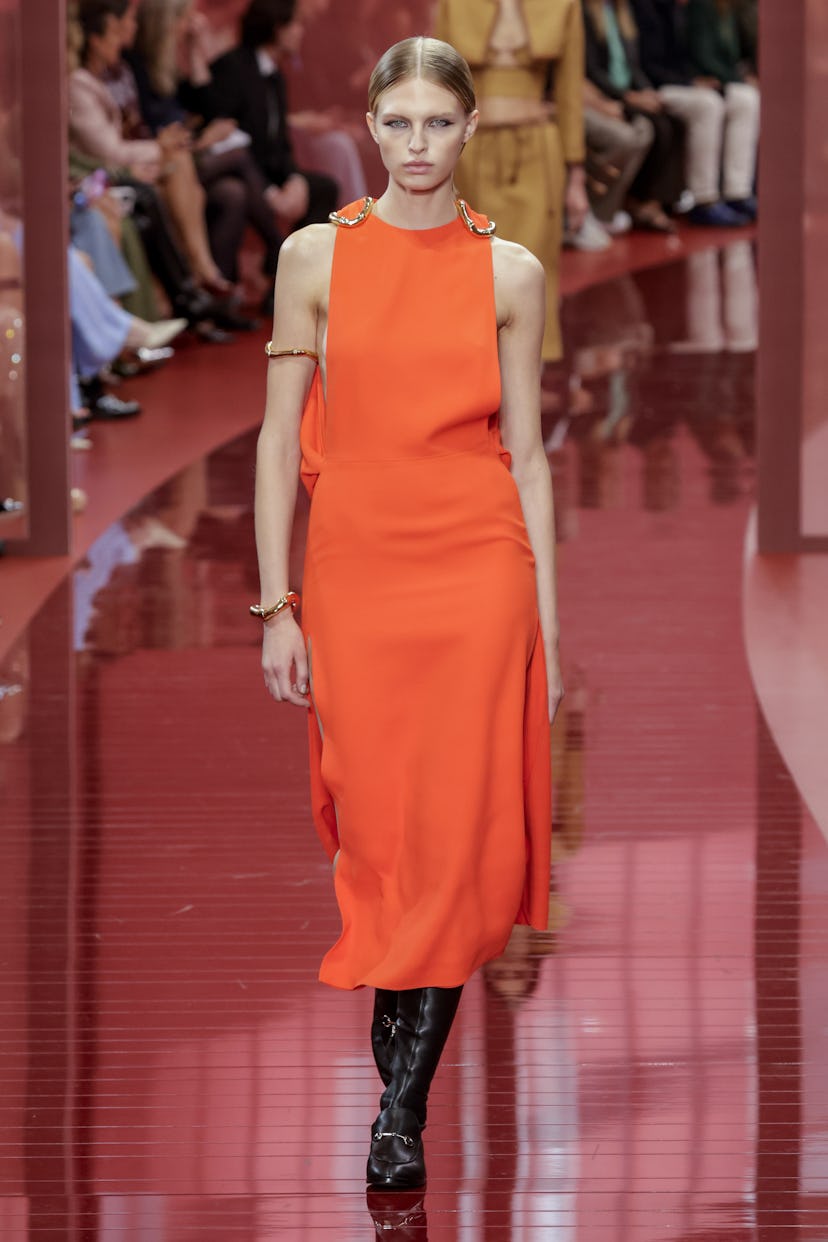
xmin=254 ymin=36 xmax=562 ymax=1188
xmin=434 ymin=0 xmax=589 ymax=363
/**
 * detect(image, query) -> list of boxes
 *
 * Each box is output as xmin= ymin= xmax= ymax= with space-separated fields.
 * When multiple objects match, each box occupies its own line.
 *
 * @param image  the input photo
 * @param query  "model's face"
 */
xmin=367 ymin=76 xmax=478 ymax=193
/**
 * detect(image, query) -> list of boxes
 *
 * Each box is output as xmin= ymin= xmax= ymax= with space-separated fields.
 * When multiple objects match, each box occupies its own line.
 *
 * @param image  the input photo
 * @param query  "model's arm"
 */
xmin=554 ymin=1 xmax=588 ymax=233
xmin=494 ymin=241 xmax=563 ymax=723
xmin=255 ymin=227 xmax=324 ymax=707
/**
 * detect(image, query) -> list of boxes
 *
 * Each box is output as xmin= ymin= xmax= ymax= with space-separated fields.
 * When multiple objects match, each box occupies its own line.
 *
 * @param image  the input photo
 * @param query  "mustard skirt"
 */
xmin=455 ymin=121 xmax=566 ymax=362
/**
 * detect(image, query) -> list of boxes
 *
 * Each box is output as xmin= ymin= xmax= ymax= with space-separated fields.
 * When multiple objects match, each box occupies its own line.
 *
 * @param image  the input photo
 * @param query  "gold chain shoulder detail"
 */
xmin=329 ymin=196 xmax=375 ymax=227
xmin=455 ymin=198 xmax=496 ymax=237
xmin=265 ymin=343 xmax=319 ymax=361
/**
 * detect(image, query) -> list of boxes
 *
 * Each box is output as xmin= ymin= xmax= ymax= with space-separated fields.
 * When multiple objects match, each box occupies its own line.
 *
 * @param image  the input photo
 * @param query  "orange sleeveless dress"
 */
xmin=299 ymin=199 xmax=551 ymax=991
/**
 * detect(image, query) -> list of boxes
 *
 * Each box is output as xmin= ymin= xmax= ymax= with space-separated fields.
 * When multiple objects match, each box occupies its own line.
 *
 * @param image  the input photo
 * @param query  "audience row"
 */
xmin=66 ymin=0 xmax=343 ymax=427
xmin=574 ymin=0 xmax=759 ymax=249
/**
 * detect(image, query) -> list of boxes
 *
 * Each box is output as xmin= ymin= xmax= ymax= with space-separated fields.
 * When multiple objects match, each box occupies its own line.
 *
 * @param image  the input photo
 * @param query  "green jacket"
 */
xmin=686 ymin=0 xmax=744 ymax=84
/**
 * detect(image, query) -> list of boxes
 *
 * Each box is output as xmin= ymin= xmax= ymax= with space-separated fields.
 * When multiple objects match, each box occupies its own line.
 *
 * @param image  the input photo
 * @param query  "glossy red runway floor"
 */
xmin=3 ymin=244 xmax=828 ymax=1241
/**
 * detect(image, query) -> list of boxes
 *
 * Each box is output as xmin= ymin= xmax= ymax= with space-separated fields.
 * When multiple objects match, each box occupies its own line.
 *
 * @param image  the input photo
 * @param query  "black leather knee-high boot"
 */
xmin=366 ymin=985 xmax=463 ymax=1189
xmin=371 ymin=989 xmax=398 ymax=1087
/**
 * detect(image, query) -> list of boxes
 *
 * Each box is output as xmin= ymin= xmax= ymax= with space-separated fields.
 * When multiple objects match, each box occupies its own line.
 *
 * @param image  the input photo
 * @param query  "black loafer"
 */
xmin=90 ymin=394 xmax=142 ymax=420
xmin=209 ymin=305 xmax=260 ymax=332
xmin=366 ymin=1106 xmax=425 ymax=1190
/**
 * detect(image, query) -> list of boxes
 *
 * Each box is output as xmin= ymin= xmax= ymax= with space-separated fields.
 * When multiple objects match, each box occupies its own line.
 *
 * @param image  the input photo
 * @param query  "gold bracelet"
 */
xmin=250 ymin=592 xmax=300 ymax=622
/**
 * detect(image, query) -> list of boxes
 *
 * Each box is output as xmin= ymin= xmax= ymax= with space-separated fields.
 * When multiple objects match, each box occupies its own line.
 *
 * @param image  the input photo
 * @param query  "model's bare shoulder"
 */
xmin=491 ymin=237 xmax=545 ymax=290
xmin=275 ymin=223 xmax=337 ymax=306
xmin=279 ymin=222 xmax=336 ymax=274
xmin=491 ymin=238 xmax=545 ymax=329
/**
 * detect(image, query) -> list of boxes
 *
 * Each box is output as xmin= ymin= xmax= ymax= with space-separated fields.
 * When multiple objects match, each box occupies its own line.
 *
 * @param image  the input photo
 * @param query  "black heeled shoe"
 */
xmin=371 ymin=988 xmax=398 ymax=1086
xmin=366 ymin=1105 xmax=425 ymax=1190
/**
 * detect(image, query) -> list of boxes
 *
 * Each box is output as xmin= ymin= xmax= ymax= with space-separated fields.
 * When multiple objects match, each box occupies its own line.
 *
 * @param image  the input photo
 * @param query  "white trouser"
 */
xmin=659 ymin=82 xmax=760 ymax=203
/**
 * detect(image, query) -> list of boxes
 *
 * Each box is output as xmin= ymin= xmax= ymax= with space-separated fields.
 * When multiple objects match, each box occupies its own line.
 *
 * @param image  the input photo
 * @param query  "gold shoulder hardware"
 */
xmin=329 ymin=196 xmax=375 ymax=227
xmin=265 ymin=343 xmax=319 ymax=361
xmin=455 ymin=198 xmax=496 ymax=237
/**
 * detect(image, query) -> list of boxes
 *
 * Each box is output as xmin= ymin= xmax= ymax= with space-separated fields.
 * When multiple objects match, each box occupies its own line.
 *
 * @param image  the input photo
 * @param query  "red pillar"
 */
xmin=14 ymin=0 xmax=72 ymax=556
xmin=757 ymin=1 xmax=828 ymax=552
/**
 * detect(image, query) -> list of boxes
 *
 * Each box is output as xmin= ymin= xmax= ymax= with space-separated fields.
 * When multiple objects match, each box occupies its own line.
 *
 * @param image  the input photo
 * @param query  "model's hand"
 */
xmin=546 ymin=648 xmax=564 ymax=725
xmin=262 ymin=613 xmax=310 ymax=707
xmin=565 ymin=167 xmax=589 ymax=234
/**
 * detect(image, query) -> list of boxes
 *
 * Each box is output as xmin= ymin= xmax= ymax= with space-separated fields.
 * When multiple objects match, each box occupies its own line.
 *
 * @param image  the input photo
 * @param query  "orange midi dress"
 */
xmin=299 ymin=198 xmax=552 ymax=991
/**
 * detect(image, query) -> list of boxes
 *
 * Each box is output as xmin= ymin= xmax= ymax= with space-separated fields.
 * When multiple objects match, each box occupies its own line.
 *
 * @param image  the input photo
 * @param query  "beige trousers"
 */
xmin=584 ymin=110 xmax=654 ymax=223
xmin=659 ymin=82 xmax=760 ymax=204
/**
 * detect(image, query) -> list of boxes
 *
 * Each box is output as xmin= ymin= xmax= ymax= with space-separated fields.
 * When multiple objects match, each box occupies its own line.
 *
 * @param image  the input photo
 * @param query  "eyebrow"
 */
xmin=380 ymin=112 xmax=457 ymax=120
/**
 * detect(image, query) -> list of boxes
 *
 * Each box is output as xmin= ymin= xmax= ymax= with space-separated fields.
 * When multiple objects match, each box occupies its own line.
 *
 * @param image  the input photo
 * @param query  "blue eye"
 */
xmin=385 ymin=119 xmax=408 ymax=128
xmin=430 ymin=118 xmax=452 ymax=127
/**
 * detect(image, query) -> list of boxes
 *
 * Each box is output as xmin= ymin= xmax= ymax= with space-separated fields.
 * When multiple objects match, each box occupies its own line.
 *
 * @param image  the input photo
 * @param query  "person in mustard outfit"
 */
xmin=253 ymin=35 xmax=563 ymax=1190
xmin=434 ymin=0 xmax=588 ymax=362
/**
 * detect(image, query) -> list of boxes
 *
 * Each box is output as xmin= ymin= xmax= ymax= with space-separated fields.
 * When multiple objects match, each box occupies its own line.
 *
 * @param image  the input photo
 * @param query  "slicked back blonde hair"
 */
xmin=368 ymin=36 xmax=476 ymax=115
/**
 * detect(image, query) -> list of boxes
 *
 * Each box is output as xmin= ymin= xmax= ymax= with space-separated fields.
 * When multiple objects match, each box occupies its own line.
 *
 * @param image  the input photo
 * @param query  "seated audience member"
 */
xmin=203 ymin=0 xmax=338 ymax=303
xmin=69 ymin=243 xmax=186 ymax=423
xmin=684 ymin=0 xmax=758 ymax=217
xmin=580 ymin=77 xmax=654 ymax=242
xmin=631 ymin=0 xmax=757 ymax=224
xmin=128 ymin=0 xmax=285 ymax=287
xmin=71 ymin=187 xmax=139 ymax=301
xmin=70 ymin=0 xmax=230 ymax=294
xmin=583 ymin=0 xmax=686 ymax=233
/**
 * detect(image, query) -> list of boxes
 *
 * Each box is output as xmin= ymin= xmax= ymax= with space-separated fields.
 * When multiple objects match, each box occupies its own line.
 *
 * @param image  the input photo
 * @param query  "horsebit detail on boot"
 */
xmin=381 ymin=1016 xmax=397 ymax=1036
xmin=373 ymin=1131 xmax=415 ymax=1147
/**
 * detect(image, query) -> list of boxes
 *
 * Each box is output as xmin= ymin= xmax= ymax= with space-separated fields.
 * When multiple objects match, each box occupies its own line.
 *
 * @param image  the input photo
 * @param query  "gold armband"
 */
xmin=265 ymin=342 xmax=319 ymax=361
xmin=250 ymin=592 xmax=300 ymax=622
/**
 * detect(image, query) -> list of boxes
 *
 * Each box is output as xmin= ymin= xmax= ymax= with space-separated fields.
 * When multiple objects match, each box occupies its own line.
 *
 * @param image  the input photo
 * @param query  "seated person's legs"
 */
xmin=658 ymin=85 xmax=746 ymax=227
xmin=585 ymin=110 xmax=654 ymax=225
xmin=722 ymin=82 xmax=759 ymax=219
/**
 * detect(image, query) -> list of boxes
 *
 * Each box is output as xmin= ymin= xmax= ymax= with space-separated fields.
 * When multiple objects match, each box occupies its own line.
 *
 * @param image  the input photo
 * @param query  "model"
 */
xmin=253 ymin=35 xmax=562 ymax=1190
xmin=434 ymin=0 xmax=588 ymax=362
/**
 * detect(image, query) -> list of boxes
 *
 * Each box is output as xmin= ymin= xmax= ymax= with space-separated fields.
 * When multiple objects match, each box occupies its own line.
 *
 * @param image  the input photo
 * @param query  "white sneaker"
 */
xmin=571 ymin=213 xmax=612 ymax=252
xmin=608 ymin=211 xmax=633 ymax=236
xmin=674 ymin=189 xmax=696 ymax=215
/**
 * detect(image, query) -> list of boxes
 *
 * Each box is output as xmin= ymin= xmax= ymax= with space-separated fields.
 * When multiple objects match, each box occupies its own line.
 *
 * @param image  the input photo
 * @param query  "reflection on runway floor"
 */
xmin=3 ymin=245 xmax=827 ymax=1241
